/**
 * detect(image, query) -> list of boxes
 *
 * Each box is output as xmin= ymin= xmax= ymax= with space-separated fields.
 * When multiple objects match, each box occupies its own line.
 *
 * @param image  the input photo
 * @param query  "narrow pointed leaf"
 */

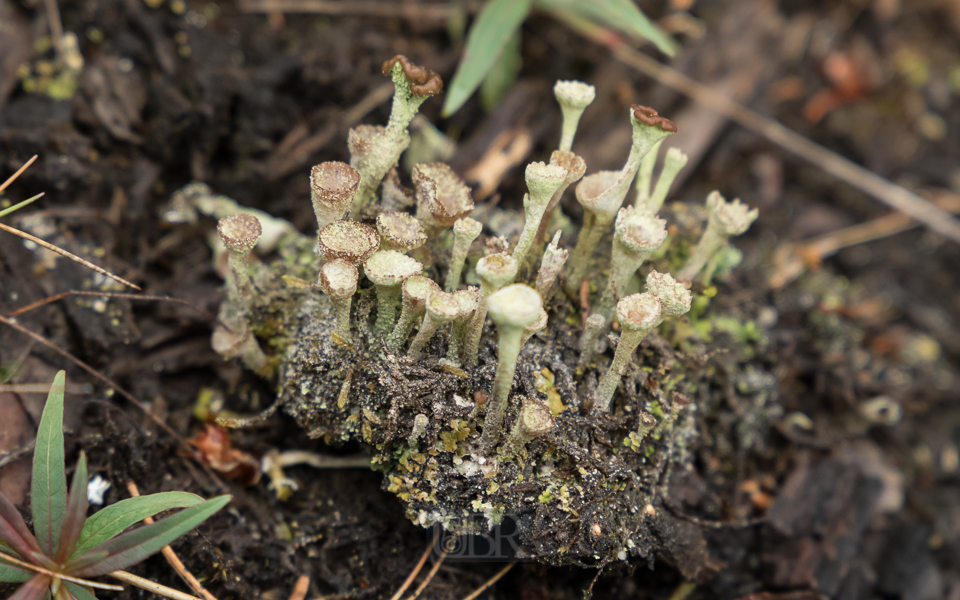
xmin=535 ymin=0 xmax=678 ymax=56
xmin=441 ymin=0 xmax=532 ymax=117
xmin=73 ymin=491 xmax=203 ymax=557
xmin=479 ymin=28 xmax=522 ymax=111
xmin=0 ymin=558 xmax=33 ymax=583
xmin=32 ymin=371 xmax=68 ymax=556
xmin=54 ymin=453 xmax=88 ymax=563
xmin=63 ymin=582 xmax=97 ymax=600
xmin=8 ymin=574 xmax=52 ymax=600
xmin=71 ymin=495 xmax=230 ymax=577
xmin=0 ymin=491 xmax=43 ymax=563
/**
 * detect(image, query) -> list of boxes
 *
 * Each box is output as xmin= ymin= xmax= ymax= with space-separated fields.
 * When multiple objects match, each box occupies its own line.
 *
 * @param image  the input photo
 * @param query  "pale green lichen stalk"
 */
xmin=643 ymin=147 xmax=688 ymax=215
xmin=554 ymin=80 xmax=596 ymax=153
xmin=442 ymin=288 xmax=479 ymax=368
xmin=311 ymin=161 xmax=361 ymax=232
xmin=678 ymin=191 xmax=758 ymax=282
xmin=364 ymin=250 xmax=423 ymax=336
xmin=461 ymin=253 xmax=518 ymax=369
xmin=578 ymin=313 xmax=607 ymax=370
xmin=445 ymin=217 xmax=482 ymax=291
xmin=212 ymin=214 xmax=269 ymax=373
xmin=634 ymin=139 xmax=663 ymax=208
xmin=511 ymin=161 xmax=567 ymax=269
xmin=565 ymin=105 xmax=677 ymax=295
xmin=316 ymin=259 xmax=359 ymax=344
xmin=351 ymin=56 xmax=443 ymax=218
xmin=593 ymin=271 xmax=691 ymax=412
xmin=592 ymin=293 xmax=662 ymax=413
xmin=535 ymin=231 xmax=568 ymax=303
xmin=596 ymin=206 xmax=667 ymax=322
xmin=503 ymin=396 xmax=555 ymax=458
xmin=388 ymin=275 xmax=440 ymax=352
xmin=407 ymin=291 xmax=460 ymax=360
xmin=479 ymin=284 xmax=544 ymax=453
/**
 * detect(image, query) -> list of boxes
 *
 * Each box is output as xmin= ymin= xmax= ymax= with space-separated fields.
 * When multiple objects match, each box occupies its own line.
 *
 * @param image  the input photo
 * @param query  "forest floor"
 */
xmin=1 ymin=0 xmax=960 ymax=598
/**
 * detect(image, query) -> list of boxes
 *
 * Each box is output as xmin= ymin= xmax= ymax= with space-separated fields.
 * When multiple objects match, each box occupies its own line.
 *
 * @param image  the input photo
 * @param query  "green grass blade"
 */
xmin=479 ymin=28 xmax=522 ymax=111
xmin=71 ymin=495 xmax=230 ymax=577
xmin=63 ymin=582 xmax=97 ymax=600
xmin=0 ymin=193 xmax=45 ymax=219
xmin=73 ymin=492 xmax=204 ymax=557
xmin=32 ymin=371 xmax=68 ymax=557
xmin=441 ymin=0 xmax=532 ymax=117
xmin=535 ymin=0 xmax=678 ymax=56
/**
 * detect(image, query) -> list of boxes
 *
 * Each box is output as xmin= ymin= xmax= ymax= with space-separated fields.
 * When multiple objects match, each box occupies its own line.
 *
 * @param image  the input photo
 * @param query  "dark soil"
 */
xmin=2 ymin=0 xmax=960 ymax=599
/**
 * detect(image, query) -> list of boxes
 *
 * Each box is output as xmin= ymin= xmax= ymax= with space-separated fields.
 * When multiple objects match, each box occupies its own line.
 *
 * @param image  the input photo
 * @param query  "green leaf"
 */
xmin=70 ymin=495 xmax=230 ymax=577
xmin=479 ymin=28 xmax=522 ymax=111
xmin=535 ymin=0 xmax=678 ymax=56
xmin=32 ymin=371 xmax=68 ymax=557
xmin=441 ymin=0 xmax=532 ymax=116
xmin=73 ymin=492 xmax=204 ymax=557
xmin=63 ymin=582 xmax=97 ymax=600
xmin=0 ymin=558 xmax=33 ymax=583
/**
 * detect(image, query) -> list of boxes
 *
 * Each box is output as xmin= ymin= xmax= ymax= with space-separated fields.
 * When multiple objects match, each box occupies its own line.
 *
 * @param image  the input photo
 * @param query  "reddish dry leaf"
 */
xmin=185 ymin=424 xmax=260 ymax=485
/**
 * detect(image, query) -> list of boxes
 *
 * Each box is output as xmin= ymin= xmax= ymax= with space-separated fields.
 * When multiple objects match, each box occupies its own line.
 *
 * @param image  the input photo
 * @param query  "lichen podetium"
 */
xmin=192 ymin=55 xmax=760 ymax=572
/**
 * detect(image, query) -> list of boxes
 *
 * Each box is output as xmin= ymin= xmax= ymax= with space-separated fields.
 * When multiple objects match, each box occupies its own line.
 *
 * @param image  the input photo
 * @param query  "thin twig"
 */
xmin=127 ymin=481 xmax=219 ymax=600
xmin=388 ymin=531 xmax=440 ymax=600
xmin=287 ymin=575 xmax=310 ymax=600
xmin=405 ymin=549 xmax=448 ymax=600
xmin=0 ymin=155 xmax=37 ymax=193
xmin=42 ymin=0 xmax=64 ymax=59
xmin=769 ymin=189 xmax=960 ymax=288
xmin=0 ymin=314 xmax=228 ymax=491
xmin=0 ymin=439 xmax=35 ymax=471
xmin=0 ymin=221 xmax=141 ymax=290
xmin=6 ymin=290 xmax=218 ymax=321
xmin=109 ymin=570 xmax=203 ymax=600
xmin=555 ymin=16 xmax=960 ymax=245
xmin=0 ymin=548 xmax=124 ymax=591
xmin=460 ymin=563 xmax=516 ymax=600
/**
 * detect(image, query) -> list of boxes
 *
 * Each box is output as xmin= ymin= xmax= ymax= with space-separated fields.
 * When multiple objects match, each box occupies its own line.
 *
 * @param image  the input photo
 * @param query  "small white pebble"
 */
xmin=87 ymin=475 xmax=111 ymax=505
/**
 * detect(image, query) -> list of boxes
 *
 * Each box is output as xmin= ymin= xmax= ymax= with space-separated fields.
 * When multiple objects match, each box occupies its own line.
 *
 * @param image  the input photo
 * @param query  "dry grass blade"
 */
xmin=287 ymin=575 xmax=310 ymax=600
xmin=405 ymin=548 xmax=448 ymax=600
xmin=0 ymin=547 xmax=124 ymax=591
xmin=6 ymin=290 xmax=218 ymax=320
xmin=126 ymin=481 xmax=219 ymax=600
xmin=460 ymin=563 xmax=515 ymax=600
xmin=769 ymin=189 xmax=960 ymax=288
xmin=555 ymin=18 xmax=960 ymax=246
xmin=0 ymin=155 xmax=37 ymax=193
xmin=109 ymin=570 xmax=203 ymax=600
xmin=0 ymin=221 xmax=141 ymax=290
xmin=388 ymin=531 xmax=440 ymax=600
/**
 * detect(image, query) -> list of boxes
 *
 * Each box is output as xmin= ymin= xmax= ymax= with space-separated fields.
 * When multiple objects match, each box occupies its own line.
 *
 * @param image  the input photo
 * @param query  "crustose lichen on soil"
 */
xmin=177 ymin=55 xmax=762 ymax=573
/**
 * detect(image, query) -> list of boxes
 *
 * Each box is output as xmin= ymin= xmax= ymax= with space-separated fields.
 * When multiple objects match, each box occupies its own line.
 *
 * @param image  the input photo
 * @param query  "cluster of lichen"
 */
xmin=203 ymin=56 xmax=758 ymax=569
